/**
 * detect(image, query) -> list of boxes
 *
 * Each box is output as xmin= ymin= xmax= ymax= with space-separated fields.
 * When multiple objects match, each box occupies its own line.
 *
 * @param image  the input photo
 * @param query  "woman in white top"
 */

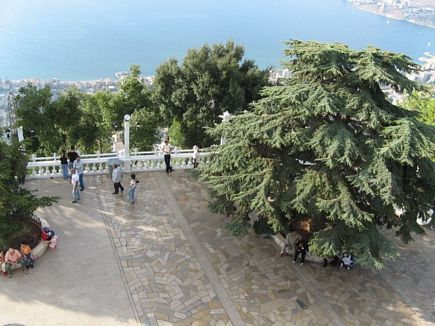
xmin=192 ymin=145 xmax=199 ymax=168
xmin=128 ymin=173 xmax=138 ymax=204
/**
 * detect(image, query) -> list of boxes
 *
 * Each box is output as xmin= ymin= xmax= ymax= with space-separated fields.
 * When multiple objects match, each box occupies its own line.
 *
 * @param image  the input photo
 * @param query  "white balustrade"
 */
xmin=26 ymin=149 xmax=211 ymax=179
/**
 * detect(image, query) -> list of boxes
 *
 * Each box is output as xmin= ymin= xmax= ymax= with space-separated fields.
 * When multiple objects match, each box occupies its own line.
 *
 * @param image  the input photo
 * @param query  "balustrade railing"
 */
xmin=26 ymin=149 xmax=211 ymax=179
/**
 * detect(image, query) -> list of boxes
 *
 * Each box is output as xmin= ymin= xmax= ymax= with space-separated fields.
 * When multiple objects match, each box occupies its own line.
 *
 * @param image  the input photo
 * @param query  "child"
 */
xmin=293 ymin=240 xmax=307 ymax=265
xmin=20 ymin=241 xmax=34 ymax=269
xmin=128 ymin=173 xmax=139 ymax=204
xmin=71 ymin=168 xmax=80 ymax=203
xmin=340 ymin=253 xmax=354 ymax=270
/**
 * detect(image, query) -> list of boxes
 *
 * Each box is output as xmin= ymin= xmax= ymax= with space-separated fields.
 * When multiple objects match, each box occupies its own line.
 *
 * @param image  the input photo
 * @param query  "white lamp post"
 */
xmin=219 ymin=111 xmax=231 ymax=145
xmin=124 ymin=114 xmax=131 ymax=158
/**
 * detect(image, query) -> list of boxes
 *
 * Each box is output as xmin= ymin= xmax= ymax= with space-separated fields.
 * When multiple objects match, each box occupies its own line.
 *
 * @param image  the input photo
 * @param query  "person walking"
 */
xmin=73 ymin=155 xmax=84 ymax=191
xmin=112 ymin=164 xmax=124 ymax=194
xmin=71 ymin=168 xmax=80 ymax=203
xmin=161 ymin=138 xmax=173 ymax=173
xmin=60 ymin=150 xmax=69 ymax=180
xmin=128 ymin=173 xmax=138 ymax=203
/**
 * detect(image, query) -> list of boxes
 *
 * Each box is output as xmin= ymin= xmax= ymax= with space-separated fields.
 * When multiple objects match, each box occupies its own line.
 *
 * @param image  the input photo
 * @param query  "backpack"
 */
xmin=41 ymin=227 xmax=55 ymax=241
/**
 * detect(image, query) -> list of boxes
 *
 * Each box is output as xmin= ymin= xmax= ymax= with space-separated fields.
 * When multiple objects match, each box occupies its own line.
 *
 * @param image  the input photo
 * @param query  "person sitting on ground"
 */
xmin=4 ymin=248 xmax=27 ymax=278
xmin=323 ymin=255 xmax=341 ymax=268
xmin=340 ymin=253 xmax=354 ymax=270
xmin=293 ymin=240 xmax=307 ymax=266
xmin=0 ymin=251 xmax=6 ymax=277
xmin=20 ymin=241 xmax=34 ymax=269
xmin=280 ymin=230 xmax=302 ymax=257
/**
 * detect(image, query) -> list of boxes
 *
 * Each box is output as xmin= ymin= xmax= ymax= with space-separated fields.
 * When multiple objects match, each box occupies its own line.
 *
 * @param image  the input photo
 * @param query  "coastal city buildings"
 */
xmin=349 ymin=0 xmax=435 ymax=28
xmin=0 ymin=54 xmax=433 ymax=124
xmin=0 ymin=74 xmax=155 ymax=122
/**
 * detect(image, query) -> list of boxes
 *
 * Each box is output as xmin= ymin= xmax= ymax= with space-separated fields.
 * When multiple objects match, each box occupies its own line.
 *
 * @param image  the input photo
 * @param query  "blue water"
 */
xmin=0 ymin=0 xmax=434 ymax=80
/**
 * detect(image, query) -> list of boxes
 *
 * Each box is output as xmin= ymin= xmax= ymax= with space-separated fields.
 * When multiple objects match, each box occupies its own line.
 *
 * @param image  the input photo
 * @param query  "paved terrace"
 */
xmin=0 ymin=171 xmax=434 ymax=326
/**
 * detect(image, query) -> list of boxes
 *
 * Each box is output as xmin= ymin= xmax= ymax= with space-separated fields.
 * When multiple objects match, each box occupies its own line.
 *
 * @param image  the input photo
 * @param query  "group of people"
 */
xmin=111 ymin=164 xmax=138 ymax=204
xmin=0 ymin=242 xmax=34 ymax=278
xmin=161 ymin=138 xmax=200 ymax=173
xmin=60 ymin=139 xmax=199 ymax=204
xmin=280 ymin=230 xmax=355 ymax=269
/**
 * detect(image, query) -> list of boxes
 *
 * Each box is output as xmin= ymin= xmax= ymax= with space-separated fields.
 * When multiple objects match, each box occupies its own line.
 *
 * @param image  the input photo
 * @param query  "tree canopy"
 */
xmin=0 ymin=141 xmax=57 ymax=249
xmin=402 ymin=90 xmax=435 ymax=127
xmin=13 ymin=65 xmax=161 ymax=155
xmin=201 ymin=40 xmax=435 ymax=269
xmin=153 ymin=41 xmax=270 ymax=148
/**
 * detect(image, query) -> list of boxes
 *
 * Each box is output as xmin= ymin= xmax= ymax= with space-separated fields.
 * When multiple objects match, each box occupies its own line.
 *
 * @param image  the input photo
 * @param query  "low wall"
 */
xmin=2 ymin=216 xmax=51 ymax=272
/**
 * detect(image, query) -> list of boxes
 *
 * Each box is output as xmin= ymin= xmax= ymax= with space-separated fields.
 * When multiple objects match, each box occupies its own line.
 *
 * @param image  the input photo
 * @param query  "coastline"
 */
xmin=349 ymin=1 xmax=435 ymax=30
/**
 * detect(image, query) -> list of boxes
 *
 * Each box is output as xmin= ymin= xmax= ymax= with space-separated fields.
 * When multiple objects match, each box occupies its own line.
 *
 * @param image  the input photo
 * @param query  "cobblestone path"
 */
xmin=94 ymin=171 xmax=435 ymax=326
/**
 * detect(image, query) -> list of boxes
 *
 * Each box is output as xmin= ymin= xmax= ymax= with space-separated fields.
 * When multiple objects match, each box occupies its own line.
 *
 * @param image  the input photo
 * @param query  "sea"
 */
xmin=0 ymin=0 xmax=434 ymax=81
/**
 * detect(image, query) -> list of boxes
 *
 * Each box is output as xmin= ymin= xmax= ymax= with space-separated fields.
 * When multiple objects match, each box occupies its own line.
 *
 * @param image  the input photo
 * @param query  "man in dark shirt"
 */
xmin=67 ymin=146 xmax=78 ymax=171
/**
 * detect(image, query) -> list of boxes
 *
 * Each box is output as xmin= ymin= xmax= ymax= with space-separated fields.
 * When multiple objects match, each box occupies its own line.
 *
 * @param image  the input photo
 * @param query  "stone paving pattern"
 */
xmin=95 ymin=173 xmax=232 ymax=325
xmin=2 ymin=172 xmax=434 ymax=326
xmin=96 ymin=170 xmax=434 ymax=326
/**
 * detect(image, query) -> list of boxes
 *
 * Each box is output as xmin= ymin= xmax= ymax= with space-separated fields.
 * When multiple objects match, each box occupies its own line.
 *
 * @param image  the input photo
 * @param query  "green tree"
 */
xmin=167 ymin=118 xmax=185 ymax=147
xmin=14 ymin=85 xmax=84 ymax=155
xmin=402 ymin=90 xmax=435 ymax=126
xmin=14 ymin=85 xmax=55 ymax=154
xmin=129 ymin=108 xmax=161 ymax=150
xmin=153 ymin=41 xmax=270 ymax=148
xmin=0 ymin=140 xmax=57 ymax=249
xmin=76 ymin=93 xmax=113 ymax=153
xmin=51 ymin=87 xmax=83 ymax=150
xmin=111 ymin=65 xmax=153 ymax=129
xmin=201 ymin=41 xmax=435 ymax=269
xmin=109 ymin=65 xmax=160 ymax=150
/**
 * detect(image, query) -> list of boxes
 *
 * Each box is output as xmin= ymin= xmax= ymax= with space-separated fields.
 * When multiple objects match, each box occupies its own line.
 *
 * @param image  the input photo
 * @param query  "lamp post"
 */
xmin=17 ymin=126 xmax=24 ymax=142
xmin=124 ymin=114 xmax=131 ymax=158
xmin=218 ymin=111 xmax=231 ymax=145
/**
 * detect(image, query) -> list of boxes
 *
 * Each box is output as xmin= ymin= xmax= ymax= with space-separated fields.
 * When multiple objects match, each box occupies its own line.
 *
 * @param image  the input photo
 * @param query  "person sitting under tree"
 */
xmin=293 ymin=240 xmax=307 ymax=266
xmin=20 ymin=241 xmax=34 ymax=269
xmin=0 ymin=251 xmax=6 ymax=277
xmin=340 ymin=253 xmax=354 ymax=270
xmin=4 ymin=248 xmax=27 ymax=278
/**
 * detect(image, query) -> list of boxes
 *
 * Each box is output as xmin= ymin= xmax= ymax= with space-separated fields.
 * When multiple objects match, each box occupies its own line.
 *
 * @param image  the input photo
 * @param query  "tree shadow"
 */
xmin=169 ymin=170 xmax=435 ymax=325
xmin=0 ymin=177 xmax=136 ymax=326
